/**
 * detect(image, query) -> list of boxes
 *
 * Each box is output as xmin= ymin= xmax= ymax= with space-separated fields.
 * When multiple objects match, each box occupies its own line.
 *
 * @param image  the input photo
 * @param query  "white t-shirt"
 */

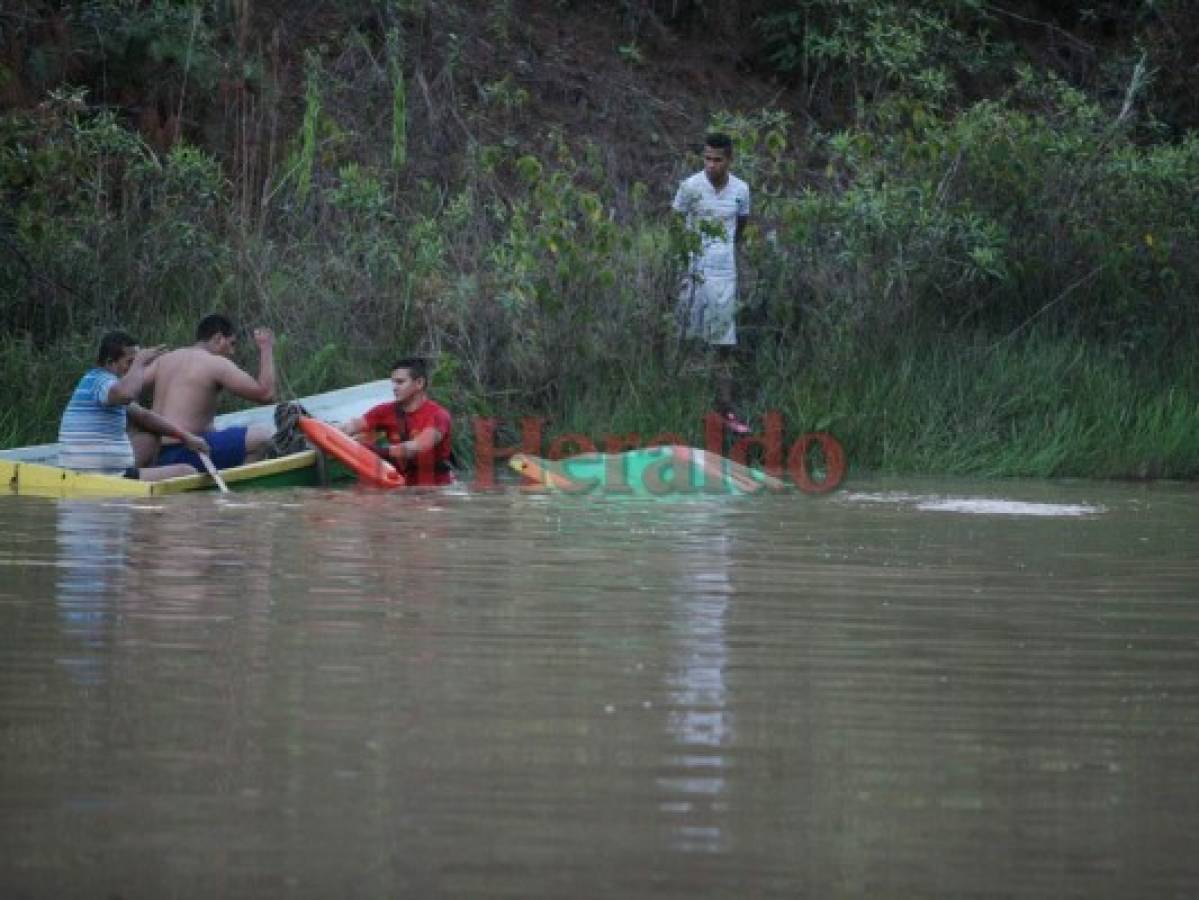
xmin=672 ymin=171 xmax=750 ymax=277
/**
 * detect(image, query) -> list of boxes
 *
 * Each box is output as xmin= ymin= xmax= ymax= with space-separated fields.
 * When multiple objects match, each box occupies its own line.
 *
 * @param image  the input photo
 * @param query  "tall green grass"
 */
xmin=461 ymin=330 xmax=1197 ymax=482
xmin=750 ymin=333 xmax=1199 ymax=480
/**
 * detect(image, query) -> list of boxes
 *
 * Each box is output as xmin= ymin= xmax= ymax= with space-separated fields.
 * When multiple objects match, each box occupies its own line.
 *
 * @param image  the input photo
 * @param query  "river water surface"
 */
xmin=1 ymin=477 xmax=1197 ymax=898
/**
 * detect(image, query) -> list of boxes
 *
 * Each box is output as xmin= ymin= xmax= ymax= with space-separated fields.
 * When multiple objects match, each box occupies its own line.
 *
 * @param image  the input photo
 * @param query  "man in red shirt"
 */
xmin=340 ymin=357 xmax=454 ymax=486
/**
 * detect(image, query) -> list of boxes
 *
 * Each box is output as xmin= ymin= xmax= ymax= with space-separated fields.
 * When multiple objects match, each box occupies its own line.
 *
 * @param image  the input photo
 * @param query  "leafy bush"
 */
xmin=758 ymin=0 xmax=1003 ymax=111
xmin=742 ymin=70 xmax=1199 ymax=361
xmin=0 ymin=90 xmax=231 ymax=341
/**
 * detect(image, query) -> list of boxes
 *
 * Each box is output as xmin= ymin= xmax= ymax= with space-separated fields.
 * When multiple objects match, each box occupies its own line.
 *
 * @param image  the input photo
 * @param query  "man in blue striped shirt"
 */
xmin=58 ymin=331 xmax=210 ymax=480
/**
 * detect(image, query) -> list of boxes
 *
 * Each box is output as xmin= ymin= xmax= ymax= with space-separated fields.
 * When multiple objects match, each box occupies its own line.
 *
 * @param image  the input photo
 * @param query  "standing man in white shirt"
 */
xmin=673 ymin=132 xmax=752 ymax=434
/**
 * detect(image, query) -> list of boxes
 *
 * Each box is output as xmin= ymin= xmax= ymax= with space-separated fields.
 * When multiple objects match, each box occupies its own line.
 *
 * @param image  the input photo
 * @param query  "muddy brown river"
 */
xmin=1 ymin=477 xmax=1196 ymax=898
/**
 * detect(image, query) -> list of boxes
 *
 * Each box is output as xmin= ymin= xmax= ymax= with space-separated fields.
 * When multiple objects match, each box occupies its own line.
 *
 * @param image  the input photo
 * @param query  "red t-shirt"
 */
xmin=362 ymin=398 xmax=454 ymax=486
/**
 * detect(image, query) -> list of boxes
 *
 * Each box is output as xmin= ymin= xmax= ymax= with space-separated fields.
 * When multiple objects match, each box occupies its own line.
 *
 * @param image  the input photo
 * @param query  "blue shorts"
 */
xmin=157 ymin=427 xmax=248 ymax=470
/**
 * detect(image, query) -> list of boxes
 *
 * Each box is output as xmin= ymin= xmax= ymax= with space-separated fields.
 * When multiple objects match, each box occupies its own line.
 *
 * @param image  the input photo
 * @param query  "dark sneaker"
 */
xmin=722 ymin=410 xmax=752 ymax=436
xmin=264 ymin=401 xmax=312 ymax=458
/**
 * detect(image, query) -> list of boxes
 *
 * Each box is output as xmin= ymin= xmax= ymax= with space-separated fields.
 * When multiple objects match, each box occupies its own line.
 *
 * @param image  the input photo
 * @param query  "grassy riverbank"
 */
xmin=1 ymin=2 xmax=1196 ymax=480
xmin=3 ymin=318 xmax=1196 ymax=481
xmin=547 ymin=331 xmax=1199 ymax=480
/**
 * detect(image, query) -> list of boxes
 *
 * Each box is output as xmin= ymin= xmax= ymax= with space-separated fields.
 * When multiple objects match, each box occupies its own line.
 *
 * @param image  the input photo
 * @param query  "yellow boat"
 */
xmin=1 ymin=380 xmax=393 ymax=499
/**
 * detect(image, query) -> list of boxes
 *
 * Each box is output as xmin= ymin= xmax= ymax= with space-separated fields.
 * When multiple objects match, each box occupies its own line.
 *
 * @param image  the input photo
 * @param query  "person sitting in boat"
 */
xmin=339 ymin=357 xmax=454 ymax=486
xmin=143 ymin=314 xmax=278 ymax=471
xmin=58 ymin=331 xmax=210 ymax=481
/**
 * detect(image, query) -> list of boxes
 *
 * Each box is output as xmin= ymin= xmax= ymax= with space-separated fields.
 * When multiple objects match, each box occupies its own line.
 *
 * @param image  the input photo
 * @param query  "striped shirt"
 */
xmin=57 ymin=368 xmax=135 ymax=473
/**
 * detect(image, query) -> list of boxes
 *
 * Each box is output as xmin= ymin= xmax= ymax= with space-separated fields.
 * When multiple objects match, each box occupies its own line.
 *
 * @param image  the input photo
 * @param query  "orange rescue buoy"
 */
xmin=298 ymin=417 xmax=406 ymax=489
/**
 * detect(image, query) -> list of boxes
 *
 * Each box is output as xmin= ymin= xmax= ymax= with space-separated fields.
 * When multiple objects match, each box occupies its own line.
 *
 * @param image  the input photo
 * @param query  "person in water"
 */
xmin=339 ymin=357 xmax=454 ymax=486
xmin=58 ymin=330 xmax=209 ymax=480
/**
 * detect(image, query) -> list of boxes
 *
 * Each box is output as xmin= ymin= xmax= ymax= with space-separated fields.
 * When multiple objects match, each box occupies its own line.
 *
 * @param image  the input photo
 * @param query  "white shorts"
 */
xmin=678 ymin=272 xmax=737 ymax=346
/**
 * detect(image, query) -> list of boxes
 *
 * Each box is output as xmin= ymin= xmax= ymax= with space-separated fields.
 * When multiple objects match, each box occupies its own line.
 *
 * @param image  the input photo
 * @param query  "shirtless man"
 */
xmin=147 ymin=314 xmax=277 ymax=470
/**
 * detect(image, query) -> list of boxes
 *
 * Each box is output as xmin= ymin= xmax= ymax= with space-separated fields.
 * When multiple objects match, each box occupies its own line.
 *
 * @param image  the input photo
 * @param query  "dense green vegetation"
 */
xmin=2 ymin=1 xmax=1196 ymax=478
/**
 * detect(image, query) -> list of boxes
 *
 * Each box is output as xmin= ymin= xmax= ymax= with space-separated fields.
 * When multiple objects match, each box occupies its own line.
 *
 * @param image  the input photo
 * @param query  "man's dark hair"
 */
xmin=391 ymin=356 xmax=429 ymax=385
xmin=196 ymin=313 xmax=236 ymax=342
xmin=704 ymin=132 xmax=734 ymax=155
xmin=97 ymin=330 xmax=138 ymax=366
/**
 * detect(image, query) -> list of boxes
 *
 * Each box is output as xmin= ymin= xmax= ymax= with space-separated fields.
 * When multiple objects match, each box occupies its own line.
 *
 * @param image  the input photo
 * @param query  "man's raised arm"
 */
xmin=218 ymin=327 xmax=277 ymax=404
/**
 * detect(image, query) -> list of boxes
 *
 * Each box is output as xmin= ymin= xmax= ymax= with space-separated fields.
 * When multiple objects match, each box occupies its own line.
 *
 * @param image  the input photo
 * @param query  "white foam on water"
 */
xmin=213 ymin=497 xmax=266 ymax=510
xmin=841 ymin=492 xmax=924 ymax=504
xmin=915 ymin=498 xmax=1104 ymax=517
xmin=839 ymin=491 xmax=1104 ymax=517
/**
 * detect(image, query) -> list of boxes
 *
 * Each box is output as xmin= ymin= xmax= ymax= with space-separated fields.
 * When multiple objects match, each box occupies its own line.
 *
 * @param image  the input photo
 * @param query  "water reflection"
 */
xmin=660 ymin=527 xmax=733 ymax=854
xmin=55 ymin=501 xmax=134 ymax=685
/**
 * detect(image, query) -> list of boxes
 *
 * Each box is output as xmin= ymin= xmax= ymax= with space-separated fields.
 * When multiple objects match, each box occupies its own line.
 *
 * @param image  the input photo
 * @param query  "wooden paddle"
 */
xmin=198 ymin=451 xmax=230 ymax=494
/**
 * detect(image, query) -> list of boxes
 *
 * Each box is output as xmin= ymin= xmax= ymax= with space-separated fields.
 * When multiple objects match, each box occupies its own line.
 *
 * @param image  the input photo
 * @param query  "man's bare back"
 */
xmin=150 ymin=348 xmax=237 ymax=434
xmin=147 ymin=322 xmax=276 ymax=460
